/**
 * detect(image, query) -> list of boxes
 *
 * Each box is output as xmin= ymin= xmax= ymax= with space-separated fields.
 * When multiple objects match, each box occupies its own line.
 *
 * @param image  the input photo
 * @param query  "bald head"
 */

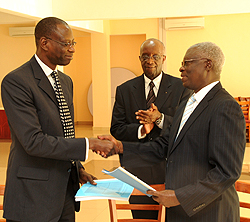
xmin=140 ymin=38 xmax=165 ymax=55
xmin=139 ymin=38 xmax=166 ymax=80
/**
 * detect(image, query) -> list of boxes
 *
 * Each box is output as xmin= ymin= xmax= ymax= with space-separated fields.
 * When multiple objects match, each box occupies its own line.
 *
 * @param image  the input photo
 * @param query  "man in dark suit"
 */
xmin=1 ymin=17 xmax=117 ymax=222
xmin=110 ymin=38 xmax=191 ymax=219
xmin=100 ymin=42 xmax=246 ymax=221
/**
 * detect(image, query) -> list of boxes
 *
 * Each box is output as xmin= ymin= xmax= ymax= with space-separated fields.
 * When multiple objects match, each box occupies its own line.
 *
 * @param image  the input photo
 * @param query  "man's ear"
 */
xmin=206 ymin=60 xmax=213 ymax=70
xmin=162 ymin=55 xmax=167 ymax=63
xmin=40 ymin=37 xmax=49 ymax=51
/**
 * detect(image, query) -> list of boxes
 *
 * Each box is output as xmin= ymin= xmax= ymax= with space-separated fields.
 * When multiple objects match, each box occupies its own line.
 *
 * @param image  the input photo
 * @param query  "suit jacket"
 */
xmin=122 ymin=82 xmax=246 ymax=221
xmin=110 ymin=72 xmax=191 ymax=184
xmin=111 ymin=72 xmax=191 ymax=142
xmin=1 ymin=56 xmax=87 ymax=222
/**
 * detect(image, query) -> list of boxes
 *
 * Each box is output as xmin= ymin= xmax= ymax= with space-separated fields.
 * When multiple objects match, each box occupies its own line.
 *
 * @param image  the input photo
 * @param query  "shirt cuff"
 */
xmin=138 ymin=125 xmax=147 ymax=139
xmin=156 ymin=113 xmax=164 ymax=129
xmin=85 ymin=137 xmax=89 ymax=160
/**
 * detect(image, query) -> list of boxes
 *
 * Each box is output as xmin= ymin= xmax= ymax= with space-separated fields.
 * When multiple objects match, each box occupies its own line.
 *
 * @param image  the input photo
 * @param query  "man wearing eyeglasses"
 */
xmin=1 ymin=17 xmax=118 ymax=222
xmin=110 ymin=38 xmax=191 ymax=219
xmin=101 ymin=42 xmax=246 ymax=222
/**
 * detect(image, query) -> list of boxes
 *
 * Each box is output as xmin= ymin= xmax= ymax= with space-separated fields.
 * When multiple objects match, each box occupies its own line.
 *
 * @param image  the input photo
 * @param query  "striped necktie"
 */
xmin=51 ymin=71 xmax=75 ymax=138
xmin=146 ymin=81 xmax=156 ymax=109
xmin=176 ymin=94 xmax=196 ymax=139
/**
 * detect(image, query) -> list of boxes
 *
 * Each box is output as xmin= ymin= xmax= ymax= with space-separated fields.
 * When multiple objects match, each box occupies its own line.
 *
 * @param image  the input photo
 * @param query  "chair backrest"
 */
xmin=237 ymin=101 xmax=250 ymax=120
xmin=235 ymin=180 xmax=250 ymax=222
xmin=0 ymin=185 xmax=6 ymax=222
xmin=240 ymin=97 xmax=250 ymax=102
xmin=108 ymin=184 xmax=165 ymax=222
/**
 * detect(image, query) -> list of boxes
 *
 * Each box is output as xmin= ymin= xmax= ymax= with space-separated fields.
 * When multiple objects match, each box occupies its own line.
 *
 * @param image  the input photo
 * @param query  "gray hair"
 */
xmin=189 ymin=42 xmax=225 ymax=75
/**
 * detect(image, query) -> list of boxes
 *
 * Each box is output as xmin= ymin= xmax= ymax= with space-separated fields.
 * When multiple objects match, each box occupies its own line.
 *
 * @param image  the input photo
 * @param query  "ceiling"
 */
xmin=0 ymin=11 xmax=90 ymax=36
xmin=0 ymin=11 xmax=37 ymax=25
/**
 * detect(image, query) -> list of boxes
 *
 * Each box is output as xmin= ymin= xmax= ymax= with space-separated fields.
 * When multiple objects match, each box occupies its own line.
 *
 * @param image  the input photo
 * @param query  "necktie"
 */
xmin=51 ymin=71 xmax=75 ymax=138
xmin=146 ymin=81 xmax=156 ymax=109
xmin=176 ymin=94 xmax=196 ymax=139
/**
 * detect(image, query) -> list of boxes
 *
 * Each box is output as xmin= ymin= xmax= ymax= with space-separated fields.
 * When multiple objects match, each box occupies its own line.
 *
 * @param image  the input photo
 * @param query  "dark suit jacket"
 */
xmin=122 ymin=82 xmax=246 ymax=221
xmin=110 ymin=72 xmax=191 ymax=184
xmin=1 ymin=56 xmax=87 ymax=222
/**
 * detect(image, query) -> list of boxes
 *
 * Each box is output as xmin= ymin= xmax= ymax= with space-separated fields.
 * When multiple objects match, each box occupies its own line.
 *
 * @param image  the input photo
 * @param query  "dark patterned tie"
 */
xmin=146 ymin=81 xmax=156 ymax=109
xmin=51 ymin=71 xmax=75 ymax=138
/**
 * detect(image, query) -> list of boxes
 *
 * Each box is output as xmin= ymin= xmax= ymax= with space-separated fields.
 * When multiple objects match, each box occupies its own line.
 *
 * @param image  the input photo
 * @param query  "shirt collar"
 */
xmin=144 ymin=72 xmax=163 ymax=90
xmin=35 ymin=54 xmax=57 ymax=77
xmin=193 ymin=81 xmax=219 ymax=103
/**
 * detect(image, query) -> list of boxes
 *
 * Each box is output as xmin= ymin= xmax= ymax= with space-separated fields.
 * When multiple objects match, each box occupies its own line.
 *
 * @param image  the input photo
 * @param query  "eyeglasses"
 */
xmin=46 ymin=37 xmax=77 ymax=48
xmin=140 ymin=54 xmax=165 ymax=62
xmin=181 ymin=58 xmax=209 ymax=67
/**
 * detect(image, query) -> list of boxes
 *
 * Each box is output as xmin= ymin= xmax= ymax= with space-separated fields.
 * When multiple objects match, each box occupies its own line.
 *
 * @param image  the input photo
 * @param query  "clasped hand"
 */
xmin=135 ymin=103 xmax=161 ymax=124
xmin=135 ymin=103 xmax=161 ymax=135
xmin=89 ymin=135 xmax=123 ymax=158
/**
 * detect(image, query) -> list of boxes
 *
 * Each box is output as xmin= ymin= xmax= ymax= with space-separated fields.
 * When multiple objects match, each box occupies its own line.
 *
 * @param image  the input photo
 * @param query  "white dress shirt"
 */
xmin=35 ymin=54 xmax=89 ymax=160
xmin=175 ymin=81 xmax=219 ymax=140
xmin=138 ymin=72 xmax=164 ymax=139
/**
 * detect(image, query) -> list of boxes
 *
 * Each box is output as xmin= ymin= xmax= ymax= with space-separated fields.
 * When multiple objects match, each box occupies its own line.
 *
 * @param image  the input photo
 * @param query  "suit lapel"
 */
xmin=167 ymin=100 xmax=186 ymax=152
xmin=155 ymin=73 xmax=171 ymax=109
xmin=171 ymin=100 xmax=208 ymax=151
xmin=58 ymin=71 xmax=73 ymax=106
xmin=168 ymin=82 xmax=222 ymax=155
xmin=133 ymin=73 xmax=172 ymax=110
xmin=30 ymin=56 xmax=57 ymax=106
xmin=131 ymin=75 xmax=147 ymax=110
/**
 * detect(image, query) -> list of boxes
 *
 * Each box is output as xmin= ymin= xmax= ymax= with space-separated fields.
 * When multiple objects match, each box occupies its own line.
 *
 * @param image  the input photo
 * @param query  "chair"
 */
xmin=0 ymin=185 xmax=6 ymax=222
xmin=240 ymin=97 xmax=250 ymax=102
xmin=236 ymin=100 xmax=250 ymax=141
xmin=108 ymin=184 xmax=165 ymax=222
xmin=235 ymin=180 xmax=250 ymax=222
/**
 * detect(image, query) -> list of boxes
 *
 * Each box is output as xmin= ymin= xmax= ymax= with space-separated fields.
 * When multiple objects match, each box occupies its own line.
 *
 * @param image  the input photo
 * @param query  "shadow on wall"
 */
xmin=87 ymin=67 xmax=136 ymax=116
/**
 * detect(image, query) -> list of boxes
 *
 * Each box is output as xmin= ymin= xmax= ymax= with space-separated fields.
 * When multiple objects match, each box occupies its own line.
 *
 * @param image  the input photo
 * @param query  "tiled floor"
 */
xmin=0 ymin=125 xmax=250 ymax=221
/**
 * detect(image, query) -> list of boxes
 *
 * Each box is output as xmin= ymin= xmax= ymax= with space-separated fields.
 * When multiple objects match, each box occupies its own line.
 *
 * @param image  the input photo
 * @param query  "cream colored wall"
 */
xmin=64 ymin=31 xmax=92 ymax=124
xmin=0 ymin=24 xmax=36 ymax=108
xmin=67 ymin=19 xmax=158 ymax=124
xmin=52 ymin=0 xmax=250 ymax=20
xmin=110 ymin=19 xmax=158 ymax=38
xmin=0 ymin=19 xmax=158 ymax=124
xmin=110 ymin=34 xmax=146 ymax=76
xmin=91 ymin=21 xmax=111 ymax=129
xmin=165 ymin=13 xmax=250 ymax=97
xmin=1 ymin=14 xmax=250 ymax=123
xmin=0 ymin=26 xmax=93 ymax=124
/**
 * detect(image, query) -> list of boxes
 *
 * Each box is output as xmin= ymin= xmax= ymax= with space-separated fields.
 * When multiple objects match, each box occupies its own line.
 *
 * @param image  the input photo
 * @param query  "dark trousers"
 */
xmin=58 ymin=169 xmax=77 ymax=222
xmin=7 ymin=172 xmax=76 ymax=222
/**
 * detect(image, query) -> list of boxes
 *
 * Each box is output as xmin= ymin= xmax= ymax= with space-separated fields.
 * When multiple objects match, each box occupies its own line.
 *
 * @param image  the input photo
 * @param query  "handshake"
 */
xmin=89 ymin=135 xmax=123 ymax=158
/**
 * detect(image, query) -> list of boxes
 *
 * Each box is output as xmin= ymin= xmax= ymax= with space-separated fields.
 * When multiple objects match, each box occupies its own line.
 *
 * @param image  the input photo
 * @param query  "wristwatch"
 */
xmin=155 ymin=113 xmax=163 ymax=126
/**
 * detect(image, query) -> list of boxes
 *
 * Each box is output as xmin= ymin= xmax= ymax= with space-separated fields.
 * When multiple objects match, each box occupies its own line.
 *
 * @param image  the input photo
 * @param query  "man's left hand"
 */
xmin=141 ymin=123 xmax=154 ymax=135
xmin=136 ymin=103 xmax=161 ymax=124
xmin=146 ymin=189 xmax=180 ymax=208
xmin=79 ymin=168 xmax=97 ymax=185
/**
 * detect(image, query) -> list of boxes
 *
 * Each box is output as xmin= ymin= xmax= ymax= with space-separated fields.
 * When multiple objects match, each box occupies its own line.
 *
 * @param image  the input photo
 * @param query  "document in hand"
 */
xmin=102 ymin=166 xmax=156 ymax=197
xmin=75 ymin=178 xmax=134 ymax=201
